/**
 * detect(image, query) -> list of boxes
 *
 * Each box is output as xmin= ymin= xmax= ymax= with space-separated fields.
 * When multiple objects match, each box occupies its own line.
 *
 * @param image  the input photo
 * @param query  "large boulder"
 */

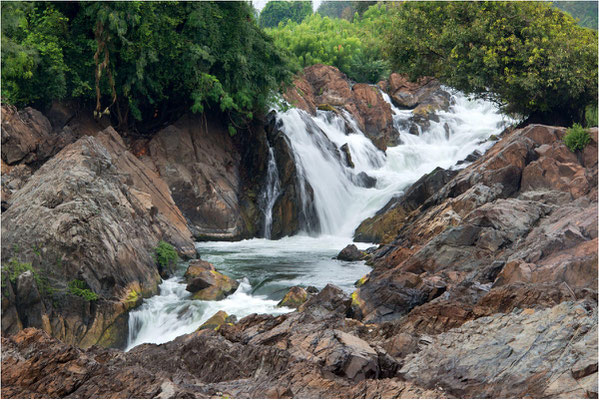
xmin=136 ymin=114 xmax=249 ymax=241
xmin=1 ymin=127 xmax=195 ymax=348
xmin=184 ymin=260 xmax=239 ymax=301
xmin=336 ymin=244 xmax=366 ymax=261
xmin=277 ymin=286 xmax=309 ymax=308
xmin=283 ymin=64 xmax=397 ymax=150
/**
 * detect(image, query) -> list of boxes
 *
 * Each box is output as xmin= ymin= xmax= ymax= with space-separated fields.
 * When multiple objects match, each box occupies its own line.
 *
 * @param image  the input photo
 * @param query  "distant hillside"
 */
xmin=553 ymin=1 xmax=598 ymax=29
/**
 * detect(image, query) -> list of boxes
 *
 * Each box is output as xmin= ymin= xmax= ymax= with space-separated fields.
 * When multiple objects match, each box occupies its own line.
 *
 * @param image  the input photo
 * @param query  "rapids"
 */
xmin=126 ymin=89 xmax=511 ymax=351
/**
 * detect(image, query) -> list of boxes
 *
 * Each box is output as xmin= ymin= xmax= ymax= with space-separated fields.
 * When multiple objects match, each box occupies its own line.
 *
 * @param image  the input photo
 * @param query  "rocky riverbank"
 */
xmin=2 ymin=118 xmax=597 ymax=398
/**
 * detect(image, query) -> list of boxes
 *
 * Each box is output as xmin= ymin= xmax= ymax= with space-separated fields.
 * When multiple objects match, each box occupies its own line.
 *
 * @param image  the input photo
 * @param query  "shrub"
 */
xmin=67 ymin=279 xmax=98 ymax=301
xmin=1 ymin=258 xmax=55 ymax=296
xmin=154 ymin=241 xmax=179 ymax=274
xmin=564 ymin=123 xmax=591 ymax=152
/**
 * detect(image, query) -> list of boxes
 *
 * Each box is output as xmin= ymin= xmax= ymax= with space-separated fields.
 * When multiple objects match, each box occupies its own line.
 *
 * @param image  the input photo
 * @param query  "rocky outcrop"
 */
xmin=184 ymin=260 xmax=239 ymax=301
xmin=1 ymin=127 xmax=195 ymax=348
xmin=378 ymin=73 xmax=452 ymax=135
xmin=135 ymin=114 xmax=250 ymax=241
xmin=197 ymin=310 xmax=236 ymax=331
xmin=351 ymin=125 xmax=598 ymax=326
xmin=354 ymin=166 xmax=457 ymax=243
xmin=284 ymin=64 xmax=397 ymax=150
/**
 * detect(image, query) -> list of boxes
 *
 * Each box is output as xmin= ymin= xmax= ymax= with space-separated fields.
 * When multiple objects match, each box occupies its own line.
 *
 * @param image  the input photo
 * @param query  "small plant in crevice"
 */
xmin=68 ymin=279 xmax=99 ymax=301
xmin=154 ymin=240 xmax=179 ymax=275
xmin=564 ymin=123 xmax=591 ymax=152
xmin=1 ymin=258 xmax=55 ymax=296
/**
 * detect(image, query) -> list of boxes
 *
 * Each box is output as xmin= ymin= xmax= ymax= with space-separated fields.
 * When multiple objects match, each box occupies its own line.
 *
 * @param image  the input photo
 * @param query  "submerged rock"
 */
xmin=184 ymin=260 xmax=239 ymax=301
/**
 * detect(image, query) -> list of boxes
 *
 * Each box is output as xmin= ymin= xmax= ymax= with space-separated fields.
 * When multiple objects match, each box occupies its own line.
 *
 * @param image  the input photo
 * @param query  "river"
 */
xmin=126 ymin=88 xmax=511 ymax=351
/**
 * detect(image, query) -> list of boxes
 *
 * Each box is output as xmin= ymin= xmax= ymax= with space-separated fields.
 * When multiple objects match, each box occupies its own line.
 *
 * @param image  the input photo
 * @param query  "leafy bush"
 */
xmin=1 ymin=258 xmax=55 ymax=296
xmin=68 ymin=279 xmax=98 ymax=301
xmin=154 ymin=241 xmax=179 ymax=273
xmin=564 ymin=123 xmax=591 ymax=152
xmin=385 ymin=2 xmax=598 ymax=125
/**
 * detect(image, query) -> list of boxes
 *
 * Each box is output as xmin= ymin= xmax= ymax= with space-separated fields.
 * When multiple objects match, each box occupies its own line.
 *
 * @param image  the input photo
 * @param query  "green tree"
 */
xmin=268 ymin=4 xmax=391 ymax=83
xmin=260 ymin=1 xmax=312 ymax=28
xmin=385 ymin=1 xmax=598 ymax=125
xmin=2 ymin=2 xmax=294 ymax=134
xmin=1 ymin=2 xmax=68 ymax=108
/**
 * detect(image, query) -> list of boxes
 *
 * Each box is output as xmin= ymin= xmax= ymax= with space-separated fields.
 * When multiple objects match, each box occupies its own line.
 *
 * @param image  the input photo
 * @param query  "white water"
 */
xmin=258 ymin=145 xmax=281 ymax=238
xmin=126 ymin=89 xmax=510 ymax=351
xmin=278 ymin=89 xmax=510 ymax=236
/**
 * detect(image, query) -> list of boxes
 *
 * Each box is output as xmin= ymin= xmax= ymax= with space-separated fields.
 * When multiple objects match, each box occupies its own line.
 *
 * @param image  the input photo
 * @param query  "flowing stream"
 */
xmin=126 ymin=89 xmax=511 ymax=351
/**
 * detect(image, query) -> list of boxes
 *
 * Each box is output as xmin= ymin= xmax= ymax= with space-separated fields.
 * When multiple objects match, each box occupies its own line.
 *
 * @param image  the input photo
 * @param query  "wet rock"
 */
xmin=1 ymin=127 xmax=194 ymax=347
xmin=139 ymin=114 xmax=247 ymax=241
xmin=198 ymin=310 xmax=235 ymax=331
xmin=340 ymin=143 xmax=354 ymax=168
xmin=353 ymin=171 xmax=377 ymax=188
xmin=278 ymin=286 xmax=309 ymax=308
xmin=337 ymin=244 xmax=366 ymax=261
xmin=184 ymin=260 xmax=239 ymax=301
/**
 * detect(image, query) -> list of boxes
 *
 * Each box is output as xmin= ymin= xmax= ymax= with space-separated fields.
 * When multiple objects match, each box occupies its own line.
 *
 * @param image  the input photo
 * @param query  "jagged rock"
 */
xmin=283 ymin=64 xmax=397 ymax=150
xmin=278 ymin=286 xmax=309 ymax=308
xmin=184 ymin=260 xmax=239 ymax=301
xmin=1 ymin=127 xmax=195 ymax=347
xmin=354 ymin=125 xmax=597 ymax=325
xmin=337 ymin=244 xmax=366 ymax=261
xmin=354 ymin=166 xmax=457 ymax=243
xmin=298 ymin=284 xmax=352 ymax=318
xmin=399 ymin=301 xmax=598 ymax=398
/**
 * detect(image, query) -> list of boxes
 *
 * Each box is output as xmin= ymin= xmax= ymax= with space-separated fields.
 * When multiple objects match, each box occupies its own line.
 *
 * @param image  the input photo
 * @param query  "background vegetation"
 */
xmin=2 ymin=1 xmax=596 ymax=130
xmin=1 ymin=1 xmax=294 ymax=134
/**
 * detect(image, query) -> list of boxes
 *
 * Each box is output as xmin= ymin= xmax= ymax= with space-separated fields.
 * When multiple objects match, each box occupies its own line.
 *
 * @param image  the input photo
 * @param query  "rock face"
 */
xmin=1 ymin=126 xmax=195 ymax=348
xmin=135 ymin=114 xmax=250 ymax=241
xmin=354 ymin=166 xmax=458 ymax=243
xmin=184 ymin=260 xmax=239 ymax=301
xmin=352 ymin=124 xmax=598 ymax=327
xmin=284 ymin=64 xmax=397 ymax=150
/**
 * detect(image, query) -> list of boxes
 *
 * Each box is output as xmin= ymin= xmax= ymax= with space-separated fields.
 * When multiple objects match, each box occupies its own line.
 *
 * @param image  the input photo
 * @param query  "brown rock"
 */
xmin=337 ymin=244 xmax=366 ymax=261
xmin=277 ymin=286 xmax=309 ymax=308
xmin=198 ymin=310 xmax=234 ymax=331
xmin=184 ymin=260 xmax=239 ymax=301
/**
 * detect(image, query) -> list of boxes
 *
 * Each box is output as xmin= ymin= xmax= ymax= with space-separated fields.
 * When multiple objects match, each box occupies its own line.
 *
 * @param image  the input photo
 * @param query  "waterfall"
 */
xmin=258 ymin=145 xmax=281 ymax=239
xmin=273 ymin=90 xmax=511 ymax=237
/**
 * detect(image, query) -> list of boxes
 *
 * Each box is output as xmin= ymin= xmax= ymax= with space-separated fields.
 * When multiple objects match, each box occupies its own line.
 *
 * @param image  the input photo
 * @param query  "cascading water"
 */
xmin=276 ymin=89 xmax=511 ymax=237
xmin=258 ymin=145 xmax=281 ymax=239
xmin=125 ymin=89 xmax=511 ymax=351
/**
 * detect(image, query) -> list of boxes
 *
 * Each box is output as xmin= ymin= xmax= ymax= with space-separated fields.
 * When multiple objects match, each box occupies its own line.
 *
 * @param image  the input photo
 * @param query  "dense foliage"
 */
xmin=67 ymin=279 xmax=99 ymax=301
xmin=385 ymin=1 xmax=598 ymax=124
xmin=553 ymin=1 xmax=598 ymax=30
xmin=1 ymin=1 xmax=294 ymax=133
xmin=564 ymin=123 xmax=591 ymax=152
xmin=259 ymin=1 xmax=312 ymax=28
xmin=268 ymin=4 xmax=391 ymax=83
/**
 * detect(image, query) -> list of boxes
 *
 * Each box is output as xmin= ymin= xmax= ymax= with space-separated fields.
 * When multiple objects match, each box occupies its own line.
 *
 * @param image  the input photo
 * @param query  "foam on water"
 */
xmin=126 ymin=89 xmax=511 ymax=351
